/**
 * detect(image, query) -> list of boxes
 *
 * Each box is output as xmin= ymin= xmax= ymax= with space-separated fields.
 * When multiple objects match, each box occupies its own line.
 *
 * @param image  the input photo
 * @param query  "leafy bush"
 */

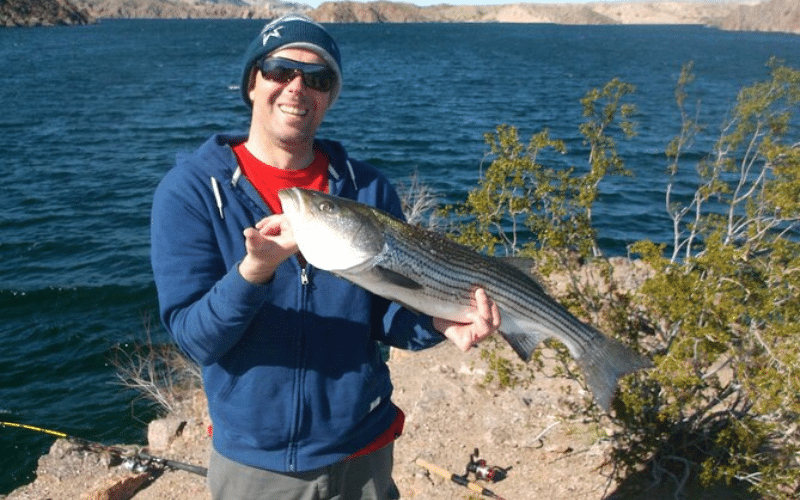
xmin=449 ymin=60 xmax=800 ymax=498
xmin=624 ymin=59 xmax=800 ymax=498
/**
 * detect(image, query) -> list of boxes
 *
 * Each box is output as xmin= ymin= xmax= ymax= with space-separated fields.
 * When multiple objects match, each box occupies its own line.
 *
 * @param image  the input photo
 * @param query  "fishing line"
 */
xmin=0 ymin=421 xmax=207 ymax=477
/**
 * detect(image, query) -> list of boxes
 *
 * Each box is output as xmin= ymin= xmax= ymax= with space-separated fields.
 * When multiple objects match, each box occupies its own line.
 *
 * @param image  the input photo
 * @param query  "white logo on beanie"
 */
xmin=261 ymin=27 xmax=282 ymax=46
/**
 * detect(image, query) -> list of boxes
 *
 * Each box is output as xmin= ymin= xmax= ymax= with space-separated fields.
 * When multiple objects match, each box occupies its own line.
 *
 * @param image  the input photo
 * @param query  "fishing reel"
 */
xmin=461 ymin=448 xmax=511 ymax=483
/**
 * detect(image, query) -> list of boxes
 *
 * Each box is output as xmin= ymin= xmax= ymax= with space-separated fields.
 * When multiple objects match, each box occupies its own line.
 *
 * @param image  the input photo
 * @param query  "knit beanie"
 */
xmin=241 ymin=14 xmax=343 ymax=108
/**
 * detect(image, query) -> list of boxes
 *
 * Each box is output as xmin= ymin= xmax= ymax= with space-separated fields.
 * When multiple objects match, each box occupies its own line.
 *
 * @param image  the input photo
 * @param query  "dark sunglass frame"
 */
xmin=256 ymin=57 xmax=336 ymax=93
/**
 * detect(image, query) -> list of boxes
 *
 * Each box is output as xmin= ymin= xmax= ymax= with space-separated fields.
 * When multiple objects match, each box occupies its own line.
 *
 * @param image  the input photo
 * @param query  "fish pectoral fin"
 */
xmin=495 ymin=315 xmax=547 ymax=361
xmin=373 ymin=266 xmax=424 ymax=290
xmin=500 ymin=330 xmax=546 ymax=362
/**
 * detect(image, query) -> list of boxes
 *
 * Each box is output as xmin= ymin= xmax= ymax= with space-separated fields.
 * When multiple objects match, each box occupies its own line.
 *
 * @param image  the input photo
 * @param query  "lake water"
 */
xmin=0 ymin=19 xmax=798 ymax=494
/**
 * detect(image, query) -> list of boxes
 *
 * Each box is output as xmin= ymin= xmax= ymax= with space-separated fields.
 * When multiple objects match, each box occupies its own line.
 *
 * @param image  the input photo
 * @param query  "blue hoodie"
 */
xmin=151 ymin=133 xmax=444 ymax=473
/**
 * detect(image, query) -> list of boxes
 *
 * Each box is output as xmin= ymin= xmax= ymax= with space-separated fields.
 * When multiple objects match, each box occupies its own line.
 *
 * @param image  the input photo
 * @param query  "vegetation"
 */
xmin=112 ymin=315 xmax=201 ymax=415
xmin=446 ymin=59 xmax=800 ymax=498
xmin=623 ymin=59 xmax=800 ymax=498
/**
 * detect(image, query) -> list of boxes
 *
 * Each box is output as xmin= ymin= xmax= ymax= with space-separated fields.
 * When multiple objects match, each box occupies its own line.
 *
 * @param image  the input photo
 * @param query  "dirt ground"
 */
xmin=1 ymin=339 xmax=757 ymax=500
xmin=2 ymin=259 xmax=760 ymax=500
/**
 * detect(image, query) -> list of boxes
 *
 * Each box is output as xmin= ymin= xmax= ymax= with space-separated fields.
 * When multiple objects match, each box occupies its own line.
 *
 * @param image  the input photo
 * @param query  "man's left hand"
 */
xmin=433 ymin=288 xmax=501 ymax=352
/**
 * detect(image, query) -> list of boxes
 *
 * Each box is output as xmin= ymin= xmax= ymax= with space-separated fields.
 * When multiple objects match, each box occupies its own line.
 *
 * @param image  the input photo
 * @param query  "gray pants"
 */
xmin=208 ymin=445 xmax=401 ymax=500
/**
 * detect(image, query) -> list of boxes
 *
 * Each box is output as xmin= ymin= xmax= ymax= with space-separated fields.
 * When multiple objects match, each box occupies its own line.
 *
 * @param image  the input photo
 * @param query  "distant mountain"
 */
xmin=1 ymin=0 xmax=94 ymax=27
xmin=2 ymin=0 xmax=798 ymax=36
xmin=73 ymin=0 xmax=303 ymax=19
xmin=308 ymin=1 xmax=759 ymax=29
xmin=717 ymin=0 xmax=800 ymax=34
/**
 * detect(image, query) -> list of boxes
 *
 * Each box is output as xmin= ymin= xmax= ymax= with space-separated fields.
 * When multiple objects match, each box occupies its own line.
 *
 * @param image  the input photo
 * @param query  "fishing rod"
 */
xmin=0 ymin=421 xmax=207 ymax=477
xmin=416 ymin=457 xmax=508 ymax=500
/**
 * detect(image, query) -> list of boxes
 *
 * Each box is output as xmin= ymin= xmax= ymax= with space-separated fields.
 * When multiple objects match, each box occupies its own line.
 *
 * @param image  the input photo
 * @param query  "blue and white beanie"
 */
xmin=241 ymin=14 xmax=343 ymax=108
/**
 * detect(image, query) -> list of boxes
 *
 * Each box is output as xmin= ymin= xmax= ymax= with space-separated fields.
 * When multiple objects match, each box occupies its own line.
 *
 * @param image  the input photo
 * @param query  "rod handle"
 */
xmin=415 ymin=458 xmax=486 ymax=495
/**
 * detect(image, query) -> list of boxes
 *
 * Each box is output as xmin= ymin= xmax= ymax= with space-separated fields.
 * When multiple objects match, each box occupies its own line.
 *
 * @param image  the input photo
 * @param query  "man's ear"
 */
xmin=248 ymin=70 xmax=258 ymax=104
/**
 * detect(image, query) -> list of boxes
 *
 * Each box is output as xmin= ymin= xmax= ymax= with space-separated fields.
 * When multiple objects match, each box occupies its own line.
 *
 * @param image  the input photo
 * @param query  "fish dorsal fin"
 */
xmin=373 ymin=266 xmax=424 ymax=290
xmin=498 ymin=256 xmax=537 ymax=275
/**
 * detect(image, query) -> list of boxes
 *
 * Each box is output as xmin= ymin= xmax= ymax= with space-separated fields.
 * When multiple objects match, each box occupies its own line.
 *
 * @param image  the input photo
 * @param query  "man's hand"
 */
xmin=433 ymin=288 xmax=501 ymax=352
xmin=238 ymin=215 xmax=299 ymax=284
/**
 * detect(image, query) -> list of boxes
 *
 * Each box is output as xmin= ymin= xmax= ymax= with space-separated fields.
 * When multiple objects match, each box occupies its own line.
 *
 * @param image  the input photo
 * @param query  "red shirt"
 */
xmin=232 ymin=143 xmax=328 ymax=214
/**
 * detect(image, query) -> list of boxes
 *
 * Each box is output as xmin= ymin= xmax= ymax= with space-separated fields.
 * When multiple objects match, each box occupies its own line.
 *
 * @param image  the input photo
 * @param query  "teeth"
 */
xmin=279 ymin=104 xmax=308 ymax=117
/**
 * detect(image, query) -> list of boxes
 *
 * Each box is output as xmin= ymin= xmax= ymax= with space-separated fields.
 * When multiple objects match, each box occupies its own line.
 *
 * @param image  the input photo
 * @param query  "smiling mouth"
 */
xmin=279 ymin=104 xmax=308 ymax=117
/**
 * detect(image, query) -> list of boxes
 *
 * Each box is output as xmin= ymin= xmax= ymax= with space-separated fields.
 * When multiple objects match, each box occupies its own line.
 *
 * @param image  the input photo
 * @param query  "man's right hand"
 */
xmin=238 ymin=214 xmax=299 ymax=284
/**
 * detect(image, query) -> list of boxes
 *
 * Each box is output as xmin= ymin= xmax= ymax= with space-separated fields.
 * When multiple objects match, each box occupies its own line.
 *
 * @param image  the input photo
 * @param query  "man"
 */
xmin=151 ymin=14 xmax=500 ymax=500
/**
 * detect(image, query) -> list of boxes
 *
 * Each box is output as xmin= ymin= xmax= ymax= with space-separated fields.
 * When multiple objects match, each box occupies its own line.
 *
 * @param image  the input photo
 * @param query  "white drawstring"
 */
xmin=346 ymin=160 xmax=357 ymax=189
xmin=211 ymin=177 xmax=224 ymax=219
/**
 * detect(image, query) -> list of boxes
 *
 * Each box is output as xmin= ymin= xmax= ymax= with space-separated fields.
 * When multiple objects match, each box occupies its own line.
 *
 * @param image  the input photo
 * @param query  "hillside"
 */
xmin=3 ymin=0 xmax=799 ymax=35
xmin=72 ymin=0 xmax=298 ymax=20
xmin=1 ymin=0 xmax=93 ymax=27
xmin=310 ymin=0 xmax=742 ymax=26
xmin=717 ymin=0 xmax=800 ymax=33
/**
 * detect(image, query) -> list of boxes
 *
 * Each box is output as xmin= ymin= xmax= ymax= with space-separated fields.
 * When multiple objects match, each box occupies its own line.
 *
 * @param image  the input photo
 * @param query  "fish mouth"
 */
xmin=278 ymin=187 xmax=303 ymax=214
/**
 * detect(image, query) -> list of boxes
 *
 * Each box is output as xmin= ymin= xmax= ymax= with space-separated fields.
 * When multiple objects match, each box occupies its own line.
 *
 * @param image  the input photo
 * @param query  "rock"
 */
xmin=716 ymin=0 xmax=800 ymax=34
xmin=146 ymin=417 xmax=185 ymax=453
xmin=82 ymin=472 xmax=155 ymax=500
xmin=0 ymin=0 xmax=94 ymax=27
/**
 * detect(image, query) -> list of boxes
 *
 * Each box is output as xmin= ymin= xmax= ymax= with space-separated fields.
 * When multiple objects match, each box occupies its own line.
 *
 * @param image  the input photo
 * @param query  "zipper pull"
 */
xmin=300 ymin=268 xmax=309 ymax=286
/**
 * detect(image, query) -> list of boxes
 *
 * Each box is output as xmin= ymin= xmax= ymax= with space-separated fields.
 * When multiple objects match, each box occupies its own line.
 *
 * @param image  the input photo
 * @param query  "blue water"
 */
xmin=0 ymin=19 xmax=797 ymax=494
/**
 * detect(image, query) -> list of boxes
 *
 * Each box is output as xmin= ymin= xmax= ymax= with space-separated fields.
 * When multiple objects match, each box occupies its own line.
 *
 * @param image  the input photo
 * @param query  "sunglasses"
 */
xmin=256 ymin=57 xmax=336 ymax=93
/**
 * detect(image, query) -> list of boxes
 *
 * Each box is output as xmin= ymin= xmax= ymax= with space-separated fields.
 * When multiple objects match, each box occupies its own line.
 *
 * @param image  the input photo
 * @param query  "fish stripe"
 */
xmin=280 ymin=187 xmax=651 ymax=411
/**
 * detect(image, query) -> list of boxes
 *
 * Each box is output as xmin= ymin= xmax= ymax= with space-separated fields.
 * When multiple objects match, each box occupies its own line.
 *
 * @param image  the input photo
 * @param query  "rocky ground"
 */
xmin=2 ymin=340 xmax=758 ymax=500
xmin=3 ymin=263 xmax=758 ymax=500
xmin=0 ymin=346 xmax=627 ymax=500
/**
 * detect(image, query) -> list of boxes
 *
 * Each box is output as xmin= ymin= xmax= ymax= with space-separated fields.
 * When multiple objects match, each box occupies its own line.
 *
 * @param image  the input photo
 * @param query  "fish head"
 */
xmin=278 ymin=187 xmax=385 ymax=271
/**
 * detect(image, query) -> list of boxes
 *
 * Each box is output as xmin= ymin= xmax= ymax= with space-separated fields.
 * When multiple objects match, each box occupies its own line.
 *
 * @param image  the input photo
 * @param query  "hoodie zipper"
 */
xmin=287 ymin=261 xmax=310 ymax=471
xmin=300 ymin=267 xmax=309 ymax=286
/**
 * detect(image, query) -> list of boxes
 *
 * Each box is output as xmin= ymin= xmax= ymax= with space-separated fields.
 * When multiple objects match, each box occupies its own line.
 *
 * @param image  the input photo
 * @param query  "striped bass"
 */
xmin=278 ymin=187 xmax=650 ymax=411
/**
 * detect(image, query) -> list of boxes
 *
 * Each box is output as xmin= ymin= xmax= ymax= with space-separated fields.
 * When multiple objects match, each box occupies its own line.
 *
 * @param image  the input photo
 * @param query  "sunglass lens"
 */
xmin=304 ymin=70 xmax=334 ymax=92
xmin=262 ymin=65 xmax=295 ymax=84
xmin=259 ymin=58 xmax=335 ymax=93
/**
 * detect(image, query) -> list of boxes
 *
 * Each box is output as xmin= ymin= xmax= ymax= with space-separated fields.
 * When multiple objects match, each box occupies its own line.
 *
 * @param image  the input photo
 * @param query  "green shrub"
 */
xmin=450 ymin=60 xmax=800 ymax=498
xmin=623 ymin=59 xmax=800 ymax=498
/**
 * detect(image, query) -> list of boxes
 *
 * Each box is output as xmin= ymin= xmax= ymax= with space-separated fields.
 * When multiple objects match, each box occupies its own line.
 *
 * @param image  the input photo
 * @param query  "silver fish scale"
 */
xmin=282 ymin=187 xmax=651 ymax=411
xmin=375 ymin=215 xmax=599 ymax=357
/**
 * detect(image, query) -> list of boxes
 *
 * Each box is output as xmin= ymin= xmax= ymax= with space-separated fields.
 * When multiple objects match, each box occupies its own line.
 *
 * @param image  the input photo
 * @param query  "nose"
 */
xmin=285 ymin=71 xmax=306 ymax=92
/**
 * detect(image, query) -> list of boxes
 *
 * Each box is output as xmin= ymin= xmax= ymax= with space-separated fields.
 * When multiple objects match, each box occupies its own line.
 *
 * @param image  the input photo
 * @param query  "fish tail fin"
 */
xmin=575 ymin=336 xmax=652 ymax=412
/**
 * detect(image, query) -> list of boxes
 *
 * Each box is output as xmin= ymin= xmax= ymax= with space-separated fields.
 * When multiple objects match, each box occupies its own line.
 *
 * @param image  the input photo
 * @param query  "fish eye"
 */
xmin=318 ymin=201 xmax=335 ymax=213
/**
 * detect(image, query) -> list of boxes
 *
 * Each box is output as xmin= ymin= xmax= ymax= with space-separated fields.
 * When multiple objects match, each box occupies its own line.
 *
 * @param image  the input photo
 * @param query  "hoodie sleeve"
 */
xmin=150 ymin=162 xmax=270 ymax=366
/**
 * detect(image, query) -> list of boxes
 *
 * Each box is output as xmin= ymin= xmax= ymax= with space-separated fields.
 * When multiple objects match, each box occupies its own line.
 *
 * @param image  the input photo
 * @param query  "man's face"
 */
xmin=248 ymin=48 xmax=333 ymax=151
